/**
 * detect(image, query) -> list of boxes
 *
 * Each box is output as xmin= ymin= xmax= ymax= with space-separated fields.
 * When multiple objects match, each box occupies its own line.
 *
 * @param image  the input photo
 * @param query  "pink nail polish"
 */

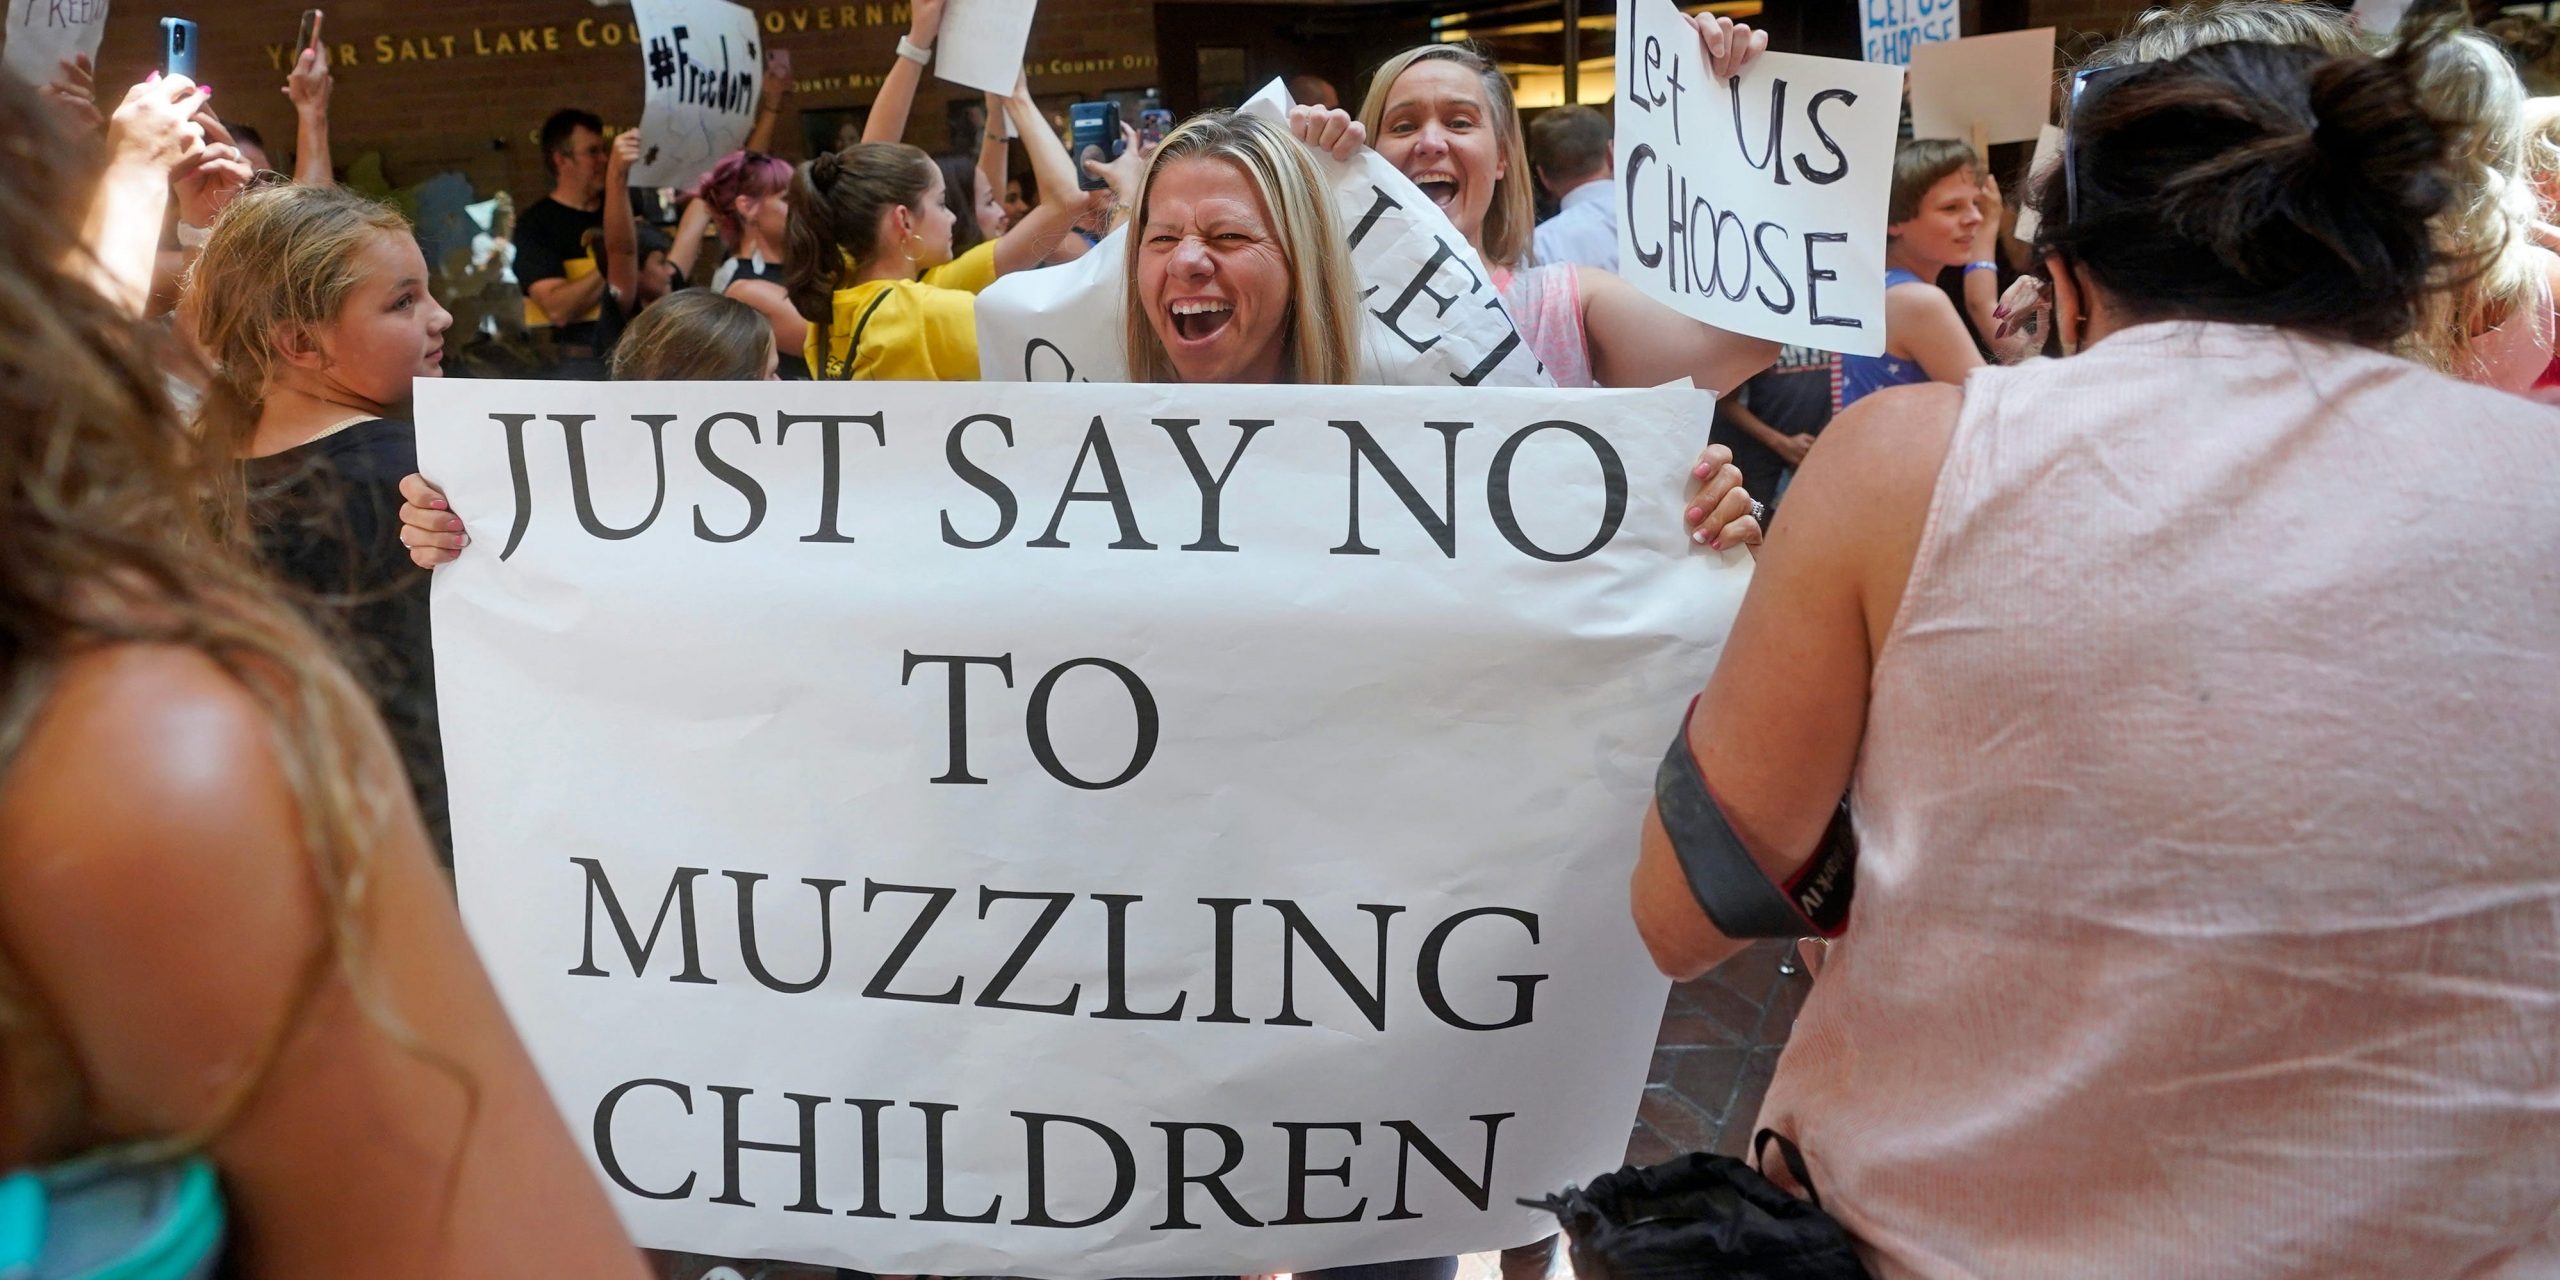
xmin=146 ymin=70 xmax=161 ymax=82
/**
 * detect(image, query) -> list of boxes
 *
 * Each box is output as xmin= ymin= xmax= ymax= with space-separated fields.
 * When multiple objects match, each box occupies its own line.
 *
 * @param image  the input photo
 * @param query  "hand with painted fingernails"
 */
xmin=1684 ymin=442 xmax=1764 ymax=552
xmin=397 ymin=472 xmax=469 ymax=568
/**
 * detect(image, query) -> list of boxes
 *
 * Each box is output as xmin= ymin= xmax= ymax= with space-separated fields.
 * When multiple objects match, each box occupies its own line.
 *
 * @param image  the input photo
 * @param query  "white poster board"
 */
xmin=2010 ymin=122 xmax=2064 ymax=244
xmin=418 ymin=377 xmax=1739 ymax=1278
xmin=1908 ymin=28 xmax=2057 ymax=147
xmin=975 ymin=80 xmax=1552 ymax=388
xmin=1613 ymin=0 xmax=1905 ymax=358
xmin=937 ymin=0 xmax=1036 ymax=95
xmin=4 ymin=0 xmax=108 ymax=86
xmin=1862 ymin=0 xmax=1958 ymax=66
xmin=630 ymin=0 xmax=762 ymax=188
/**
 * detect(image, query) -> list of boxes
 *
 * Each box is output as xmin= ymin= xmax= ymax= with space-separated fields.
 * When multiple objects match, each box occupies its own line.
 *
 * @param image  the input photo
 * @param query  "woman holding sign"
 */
xmin=1351 ymin=27 xmax=1779 ymax=401
xmin=1631 ymin=35 xmax=2560 ymax=1278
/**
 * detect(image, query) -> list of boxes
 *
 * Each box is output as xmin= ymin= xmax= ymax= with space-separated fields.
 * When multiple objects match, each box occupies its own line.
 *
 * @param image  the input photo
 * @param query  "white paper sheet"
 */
xmin=1862 ymin=0 xmax=1959 ymax=66
xmin=936 ymin=0 xmax=1036 ymax=95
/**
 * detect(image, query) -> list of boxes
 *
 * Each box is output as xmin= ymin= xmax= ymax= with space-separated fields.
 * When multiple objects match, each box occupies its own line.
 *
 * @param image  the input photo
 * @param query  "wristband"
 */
xmin=1653 ymin=697 xmax=1858 ymax=939
xmin=895 ymin=35 xmax=933 ymax=65
xmin=1963 ymin=260 xmax=1998 ymax=274
xmin=174 ymin=222 xmax=210 ymax=249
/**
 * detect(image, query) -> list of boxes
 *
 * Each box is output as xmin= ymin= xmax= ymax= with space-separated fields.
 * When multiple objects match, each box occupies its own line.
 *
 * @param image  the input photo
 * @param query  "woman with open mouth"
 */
xmin=1353 ymin=21 xmax=1780 ymax=407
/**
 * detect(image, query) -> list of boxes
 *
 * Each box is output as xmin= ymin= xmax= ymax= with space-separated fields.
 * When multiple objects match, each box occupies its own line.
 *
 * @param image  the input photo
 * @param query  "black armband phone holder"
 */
xmin=1653 ymin=700 xmax=1857 ymax=939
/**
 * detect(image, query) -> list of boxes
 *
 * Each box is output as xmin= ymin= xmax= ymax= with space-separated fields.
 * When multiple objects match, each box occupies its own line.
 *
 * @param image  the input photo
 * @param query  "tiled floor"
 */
xmin=1627 ymin=939 xmax=1811 ymax=1164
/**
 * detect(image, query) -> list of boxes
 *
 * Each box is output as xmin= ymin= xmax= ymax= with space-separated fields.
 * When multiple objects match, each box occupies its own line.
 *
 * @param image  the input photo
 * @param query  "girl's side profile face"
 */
xmin=975 ymin=168 xmax=1009 ymax=236
xmin=304 ymin=230 xmax=451 ymax=401
xmin=909 ymin=165 xmax=959 ymax=267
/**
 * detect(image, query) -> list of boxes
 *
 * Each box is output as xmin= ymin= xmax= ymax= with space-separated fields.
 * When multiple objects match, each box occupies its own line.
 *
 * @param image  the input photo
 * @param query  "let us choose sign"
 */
xmin=1615 ymin=0 xmax=1904 ymax=357
xmin=417 ymin=377 xmax=1745 ymax=1277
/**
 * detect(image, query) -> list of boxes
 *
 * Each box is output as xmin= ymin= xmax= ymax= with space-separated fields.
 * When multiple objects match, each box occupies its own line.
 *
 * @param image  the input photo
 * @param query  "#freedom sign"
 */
xmin=1615 ymin=0 xmax=1903 ymax=358
xmin=630 ymin=0 xmax=762 ymax=188
xmin=419 ymin=378 xmax=1741 ymax=1276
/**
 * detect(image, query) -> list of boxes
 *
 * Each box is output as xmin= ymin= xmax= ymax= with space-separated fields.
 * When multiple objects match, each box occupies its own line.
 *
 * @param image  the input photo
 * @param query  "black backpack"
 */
xmin=1525 ymin=1130 xmax=1873 ymax=1280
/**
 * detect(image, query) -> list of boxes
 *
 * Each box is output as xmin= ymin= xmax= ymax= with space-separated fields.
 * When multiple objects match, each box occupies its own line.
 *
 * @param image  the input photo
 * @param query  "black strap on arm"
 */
xmin=1653 ymin=698 xmax=1858 ymax=939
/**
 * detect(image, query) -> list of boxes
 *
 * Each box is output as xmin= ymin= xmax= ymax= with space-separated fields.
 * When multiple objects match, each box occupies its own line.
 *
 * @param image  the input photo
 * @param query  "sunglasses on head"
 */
xmin=2062 ymin=62 xmax=2142 ymax=226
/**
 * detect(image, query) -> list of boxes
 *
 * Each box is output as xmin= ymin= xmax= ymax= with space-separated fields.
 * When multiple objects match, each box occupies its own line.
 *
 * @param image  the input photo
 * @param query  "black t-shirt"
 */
xmin=728 ymin=258 xmax=811 ymax=380
xmin=1713 ymin=345 xmax=1839 ymax=508
xmin=243 ymin=419 xmax=447 ymax=859
xmin=515 ymin=196 xmax=607 ymax=348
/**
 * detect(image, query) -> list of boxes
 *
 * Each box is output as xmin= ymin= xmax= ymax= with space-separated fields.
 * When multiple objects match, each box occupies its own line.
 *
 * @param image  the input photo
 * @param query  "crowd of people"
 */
xmin=2 ymin=0 xmax=2555 ymax=1275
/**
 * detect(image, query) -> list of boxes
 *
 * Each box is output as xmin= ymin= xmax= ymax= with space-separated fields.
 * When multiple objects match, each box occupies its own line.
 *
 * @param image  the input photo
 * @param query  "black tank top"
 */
xmin=726 ymin=258 xmax=811 ymax=380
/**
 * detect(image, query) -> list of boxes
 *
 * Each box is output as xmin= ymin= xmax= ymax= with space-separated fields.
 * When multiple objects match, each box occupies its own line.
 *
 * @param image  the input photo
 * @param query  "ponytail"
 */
xmin=783 ymin=143 xmax=937 ymax=379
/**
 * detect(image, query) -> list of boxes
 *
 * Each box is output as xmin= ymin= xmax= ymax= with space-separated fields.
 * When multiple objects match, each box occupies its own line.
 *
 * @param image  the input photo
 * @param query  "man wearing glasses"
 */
xmin=519 ymin=106 xmax=614 ymax=371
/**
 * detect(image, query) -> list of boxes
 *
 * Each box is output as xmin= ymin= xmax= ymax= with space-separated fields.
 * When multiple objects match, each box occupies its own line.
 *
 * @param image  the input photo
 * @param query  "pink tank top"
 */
xmin=2463 ymin=258 xmax=2557 ymax=395
xmin=1492 ymin=264 xmax=1593 ymax=388
xmin=1757 ymin=322 xmax=2560 ymax=1280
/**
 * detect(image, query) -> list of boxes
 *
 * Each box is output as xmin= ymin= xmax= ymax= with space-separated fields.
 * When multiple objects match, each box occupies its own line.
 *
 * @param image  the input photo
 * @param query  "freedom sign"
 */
xmin=630 ymin=0 xmax=762 ymax=188
xmin=1615 ymin=0 xmax=1903 ymax=358
xmin=417 ymin=378 xmax=1743 ymax=1276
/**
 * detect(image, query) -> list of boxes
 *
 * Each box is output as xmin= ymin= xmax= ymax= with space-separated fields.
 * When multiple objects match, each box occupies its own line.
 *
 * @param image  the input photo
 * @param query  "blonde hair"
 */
xmin=2091 ymin=0 xmax=2365 ymax=65
xmin=1358 ymin=44 xmax=1537 ymax=269
xmin=2404 ymin=30 xmax=2544 ymax=377
xmin=180 ymin=183 xmax=413 ymax=531
xmin=1121 ymin=112 xmax=1364 ymax=386
xmin=609 ymin=291 xmax=775 ymax=380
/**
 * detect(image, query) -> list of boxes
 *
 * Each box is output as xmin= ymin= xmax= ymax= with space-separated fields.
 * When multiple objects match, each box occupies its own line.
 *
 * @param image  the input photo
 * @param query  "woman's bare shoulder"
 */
xmin=0 ymin=642 xmax=334 ymax=1138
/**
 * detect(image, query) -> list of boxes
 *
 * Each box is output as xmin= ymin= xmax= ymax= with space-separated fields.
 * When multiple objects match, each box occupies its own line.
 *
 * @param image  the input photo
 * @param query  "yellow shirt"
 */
xmin=805 ymin=241 xmax=1001 ymax=381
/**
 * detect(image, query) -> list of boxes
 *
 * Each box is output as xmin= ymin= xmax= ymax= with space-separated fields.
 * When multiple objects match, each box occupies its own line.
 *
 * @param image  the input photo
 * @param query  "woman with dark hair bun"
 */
xmin=1631 ymin=36 xmax=2560 ymax=1279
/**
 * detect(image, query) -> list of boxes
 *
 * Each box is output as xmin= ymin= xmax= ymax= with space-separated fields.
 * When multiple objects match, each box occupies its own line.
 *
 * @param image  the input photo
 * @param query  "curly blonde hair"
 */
xmin=2402 ymin=29 xmax=2546 ymax=378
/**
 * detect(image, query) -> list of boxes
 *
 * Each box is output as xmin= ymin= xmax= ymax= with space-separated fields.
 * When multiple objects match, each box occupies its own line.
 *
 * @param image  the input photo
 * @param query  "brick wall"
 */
xmin=87 ymin=0 xmax=1159 ymax=202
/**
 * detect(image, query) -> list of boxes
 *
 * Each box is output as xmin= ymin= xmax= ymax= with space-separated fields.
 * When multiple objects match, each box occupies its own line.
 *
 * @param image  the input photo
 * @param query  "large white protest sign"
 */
xmin=1909 ymin=28 xmax=2057 ymax=147
xmin=630 ymin=0 xmax=762 ymax=188
xmin=1614 ymin=0 xmax=1904 ymax=358
xmin=975 ymin=80 xmax=1552 ymax=388
xmin=1861 ymin=0 xmax=1956 ymax=66
xmin=4 ymin=0 xmax=109 ymax=86
xmin=419 ymin=377 xmax=1742 ymax=1277
xmin=937 ymin=0 xmax=1036 ymax=95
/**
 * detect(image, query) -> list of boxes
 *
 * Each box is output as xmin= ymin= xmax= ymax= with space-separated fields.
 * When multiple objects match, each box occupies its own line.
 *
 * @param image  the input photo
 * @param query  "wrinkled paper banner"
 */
xmin=975 ymin=80 xmax=1554 ymax=389
xmin=419 ymin=377 xmax=1743 ymax=1276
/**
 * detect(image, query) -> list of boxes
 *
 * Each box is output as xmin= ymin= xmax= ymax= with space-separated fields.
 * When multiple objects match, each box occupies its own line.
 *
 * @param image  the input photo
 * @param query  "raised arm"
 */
xmin=1631 ymin=383 xmax=1954 ymax=978
xmin=285 ymin=18 xmax=335 ymax=186
xmin=80 ymin=74 xmax=213 ymax=317
xmin=1578 ymin=268 xmax=1780 ymax=396
xmin=978 ymin=91 xmax=1011 ymax=216
xmin=989 ymin=78 xmax=1093 ymax=277
xmin=748 ymin=48 xmax=793 ymax=153
xmin=668 ymin=190 xmax=714 ymax=282
xmin=861 ymin=0 xmax=947 ymax=145
xmin=603 ymin=129 xmax=642 ymax=307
